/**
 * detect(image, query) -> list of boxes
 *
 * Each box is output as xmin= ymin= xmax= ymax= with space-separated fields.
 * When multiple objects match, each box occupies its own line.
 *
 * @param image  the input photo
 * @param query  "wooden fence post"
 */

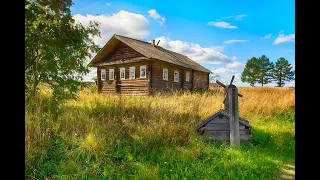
xmin=228 ymin=85 xmax=240 ymax=147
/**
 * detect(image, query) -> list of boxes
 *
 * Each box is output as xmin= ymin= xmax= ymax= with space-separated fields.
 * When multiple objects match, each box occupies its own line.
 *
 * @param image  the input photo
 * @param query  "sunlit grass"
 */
xmin=25 ymin=85 xmax=295 ymax=179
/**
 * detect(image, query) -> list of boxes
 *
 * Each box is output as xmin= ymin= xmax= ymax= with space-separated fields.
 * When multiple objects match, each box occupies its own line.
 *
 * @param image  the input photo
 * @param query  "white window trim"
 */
xmin=101 ymin=69 xmax=106 ymax=81
xmin=129 ymin=66 xmax=135 ymax=79
xmin=109 ymin=69 xmax=114 ymax=80
xmin=140 ymin=65 xmax=147 ymax=78
xmin=174 ymin=70 xmax=179 ymax=82
xmin=186 ymin=71 xmax=190 ymax=82
xmin=163 ymin=68 xmax=168 ymax=81
xmin=120 ymin=67 xmax=125 ymax=80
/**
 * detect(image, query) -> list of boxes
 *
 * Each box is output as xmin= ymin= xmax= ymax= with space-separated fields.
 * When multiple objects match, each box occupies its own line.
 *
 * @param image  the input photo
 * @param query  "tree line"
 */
xmin=241 ymin=55 xmax=295 ymax=87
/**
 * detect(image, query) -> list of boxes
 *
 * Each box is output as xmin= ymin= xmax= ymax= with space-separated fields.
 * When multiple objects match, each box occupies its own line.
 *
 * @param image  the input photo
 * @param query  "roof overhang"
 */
xmin=95 ymin=57 xmax=149 ymax=66
xmin=198 ymin=109 xmax=252 ymax=130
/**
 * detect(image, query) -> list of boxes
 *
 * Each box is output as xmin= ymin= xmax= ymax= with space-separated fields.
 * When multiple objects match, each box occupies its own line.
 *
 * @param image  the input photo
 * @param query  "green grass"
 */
xmin=25 ymin=86 xmax=295 ymax=179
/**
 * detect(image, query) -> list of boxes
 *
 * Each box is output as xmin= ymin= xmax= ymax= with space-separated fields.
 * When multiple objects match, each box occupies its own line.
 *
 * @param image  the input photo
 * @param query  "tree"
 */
xmin=241 ymin=57 xmax=259 ymax=86
xmin=272 ymin=57 xmax=295 ymax=87
xmin=256 ymin=55 xmax=274 ymax=86
xmin=25 ymin=0 xmax=100 ymax=102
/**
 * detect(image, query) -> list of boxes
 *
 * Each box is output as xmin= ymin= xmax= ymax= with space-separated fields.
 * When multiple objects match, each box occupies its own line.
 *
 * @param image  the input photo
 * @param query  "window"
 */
xmin=186 ymin=71 xmax=190 ymax=82
xmin=140 ymin=65 xmax=146 ymax=78
xmin=163 ymin=68 xmax=168 ymax=80
xmin=129 ymin=66 xmax=135 ymax=79
xmin=109 ymin=69 xmax=114 ymax=80
xmin=174 ymin=70 xmax=179 ymax=82
xmin=120 ymin=67 xmax=125 ymax=80
xmin=101 ymin=69 xmax=106 ymax=81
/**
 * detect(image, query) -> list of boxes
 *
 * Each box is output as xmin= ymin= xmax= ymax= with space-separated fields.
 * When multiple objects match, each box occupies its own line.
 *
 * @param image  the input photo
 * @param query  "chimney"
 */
xmin=151 ymin=39 xmax=155 ymax=46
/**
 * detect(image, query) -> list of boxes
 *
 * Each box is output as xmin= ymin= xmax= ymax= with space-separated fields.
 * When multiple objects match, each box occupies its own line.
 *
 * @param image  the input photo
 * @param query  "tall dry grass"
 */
xmin=25 ymin=85 xmax=295 ymax=179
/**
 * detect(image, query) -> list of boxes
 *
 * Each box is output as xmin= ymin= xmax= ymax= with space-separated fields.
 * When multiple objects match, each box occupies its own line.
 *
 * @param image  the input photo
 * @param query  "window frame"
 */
xmin=109 ymin=69 xmax=114 ymax=80
xmin=140 ymin=65 xmax=147 ymax=78
xmin=120 ymin=67 xmax=125 ymax=80
xmin=129 ymin=66 xmax=135 ymax=79
xmin=163 ymin=68 xmax=168 ymax=81
xmin=174 ymin=70 xmax=179 ymax=82
xmin=101 ymin=69 xmax=106 ymax=81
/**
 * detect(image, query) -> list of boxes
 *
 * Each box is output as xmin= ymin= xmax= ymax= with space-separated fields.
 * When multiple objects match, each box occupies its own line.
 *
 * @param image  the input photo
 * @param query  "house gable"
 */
xmin=97 ymin=42 xmax=144 ymax=65
xmin=89 ymin=35 xmax=146 ymax=67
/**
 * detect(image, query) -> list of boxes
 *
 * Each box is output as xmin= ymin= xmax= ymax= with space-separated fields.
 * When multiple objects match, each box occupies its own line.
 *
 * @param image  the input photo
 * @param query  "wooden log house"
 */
xmin=88 ymin=34 xmax=211 ymax=95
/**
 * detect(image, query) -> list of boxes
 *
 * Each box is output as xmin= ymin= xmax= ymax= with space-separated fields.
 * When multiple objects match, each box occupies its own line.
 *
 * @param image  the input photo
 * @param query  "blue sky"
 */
xmin=71 ymin=0 xmax=295 ymax=86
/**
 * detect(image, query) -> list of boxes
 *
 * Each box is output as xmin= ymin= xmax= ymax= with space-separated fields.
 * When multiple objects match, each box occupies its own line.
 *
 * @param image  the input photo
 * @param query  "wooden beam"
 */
xmin=117 ymin=84 xmax=147 ymax=87
xmin=228 ymin=85 xmax=240 ymax=147
xmin=181 ymin=70 xmax=184 ymax=90
xmin=216 ymin=80 xmax=243 ymax=97
xmin=191 ymin=70 xmax=194 ymax=91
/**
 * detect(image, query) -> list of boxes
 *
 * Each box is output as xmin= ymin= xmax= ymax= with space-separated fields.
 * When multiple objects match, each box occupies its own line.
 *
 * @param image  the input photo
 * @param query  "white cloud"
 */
xmin=211 ymin=70 xmax=242 ymax=86
xmin=208 ymin=21 xmax=238 ymax=29
xmin=148 ymin=9 xmax=160 ymax=19
xmin=83 ymin=67 xmax=97 ymax=82
xmin=208 ymin=14 xmax=246 ymax=29
xmin=209 ymin=73 xmax=221 ymax=82
xmin=231 ymin=73 xmax=242 ymax=85
xmin=224 ymin=39 xmax=248 ymax=44
xmin=211 ymin=67 xmax=236 ymax=74
xmin=220 ymin=73 xmax=242 ymax=85
xmin=273 ymin=31 xmax=295 ymax=45
xmin=106 ymin=3 xmax=110 ymax=6
xmin=73 ymin=10 xmax=150 ymax=47
xmin=73 ymin=11 xmax=150 ymax=82
xmin=226 ymin=61 xmax=245 ymax=69
xmin=147 ymin=9 xmax=165 ymax=26
xmin=154 ymin=36 xmax=243 ymax=68
xmin=217 ymin=14 xmax=247 ymax=21
xmin=261 ymin=33 xmax=272 ymax=39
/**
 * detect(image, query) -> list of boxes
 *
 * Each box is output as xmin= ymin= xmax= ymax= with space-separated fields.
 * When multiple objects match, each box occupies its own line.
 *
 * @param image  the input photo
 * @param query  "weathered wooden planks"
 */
xmin=98 ymin=61 xmax=150 ymax=95
xmin=99 ymin=42 xmax=144 ymax=64
xmin=205 ymin=123 xmax=246 ymax=130
xmin=151 ymin=59 xmax=208 ymax=92
xmin=204 ymin=133 xmax=251 ymax=141
xmin=96 ymin=48 xmax=209 ymax=95
xmin=193 ymin=71 xmax=209 ymax=90
xmin=229 ymin=85 xmax=240 ymax=147
xmin=198 ymin=109 xmax=252 ymax=142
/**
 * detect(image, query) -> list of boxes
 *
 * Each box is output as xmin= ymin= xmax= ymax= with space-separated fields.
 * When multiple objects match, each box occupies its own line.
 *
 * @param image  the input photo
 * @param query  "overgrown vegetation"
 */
xmin=25 ymin=0 xmax=100 ymax=102
xmin=25 ymin=85 xmax=295 ymax=179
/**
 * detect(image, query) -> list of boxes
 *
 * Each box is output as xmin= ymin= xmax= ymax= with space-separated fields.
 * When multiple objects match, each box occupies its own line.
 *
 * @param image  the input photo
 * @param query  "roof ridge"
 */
xmin=115 ymin=34 xmax=150 ymax=45
xmin=155 ymin=46 xmax=185 ymax=61
xmin=161 ymin=48 xmax=188 ymax=58
xmin=116 ymin=34 xmax=190 ymax=59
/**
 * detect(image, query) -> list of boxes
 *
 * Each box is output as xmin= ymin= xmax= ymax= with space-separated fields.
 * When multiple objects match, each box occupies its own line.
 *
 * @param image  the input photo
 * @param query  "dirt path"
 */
xmin=280 ymin=163 xmax=295 ymax=180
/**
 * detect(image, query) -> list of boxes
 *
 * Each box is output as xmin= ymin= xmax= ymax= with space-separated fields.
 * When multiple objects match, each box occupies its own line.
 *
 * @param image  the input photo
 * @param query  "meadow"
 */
xmin=25 ymin=85 xmax=295 ymax=179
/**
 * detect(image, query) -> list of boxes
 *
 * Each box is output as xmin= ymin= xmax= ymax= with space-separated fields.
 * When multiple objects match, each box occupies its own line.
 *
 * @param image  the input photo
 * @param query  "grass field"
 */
xmin=25 ymin=85 xmax=295 ymax=179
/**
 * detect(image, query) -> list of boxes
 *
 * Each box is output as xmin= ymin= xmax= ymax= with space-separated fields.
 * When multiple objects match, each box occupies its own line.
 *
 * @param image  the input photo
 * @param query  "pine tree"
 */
xmin=241 ymin=57 xmax=259 ymax=86
xmin=256 ymin=55 xmax=274 ymax=86
xmin=272 ymin=57 xmax=295 ymax=87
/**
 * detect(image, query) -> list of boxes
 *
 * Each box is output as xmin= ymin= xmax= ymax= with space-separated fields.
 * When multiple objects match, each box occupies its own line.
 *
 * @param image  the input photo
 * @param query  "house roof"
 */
xmin=88 ymin=34 xmax=211 ymax=73
xmin=198 ymin=109 xmax=252 ymax=130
